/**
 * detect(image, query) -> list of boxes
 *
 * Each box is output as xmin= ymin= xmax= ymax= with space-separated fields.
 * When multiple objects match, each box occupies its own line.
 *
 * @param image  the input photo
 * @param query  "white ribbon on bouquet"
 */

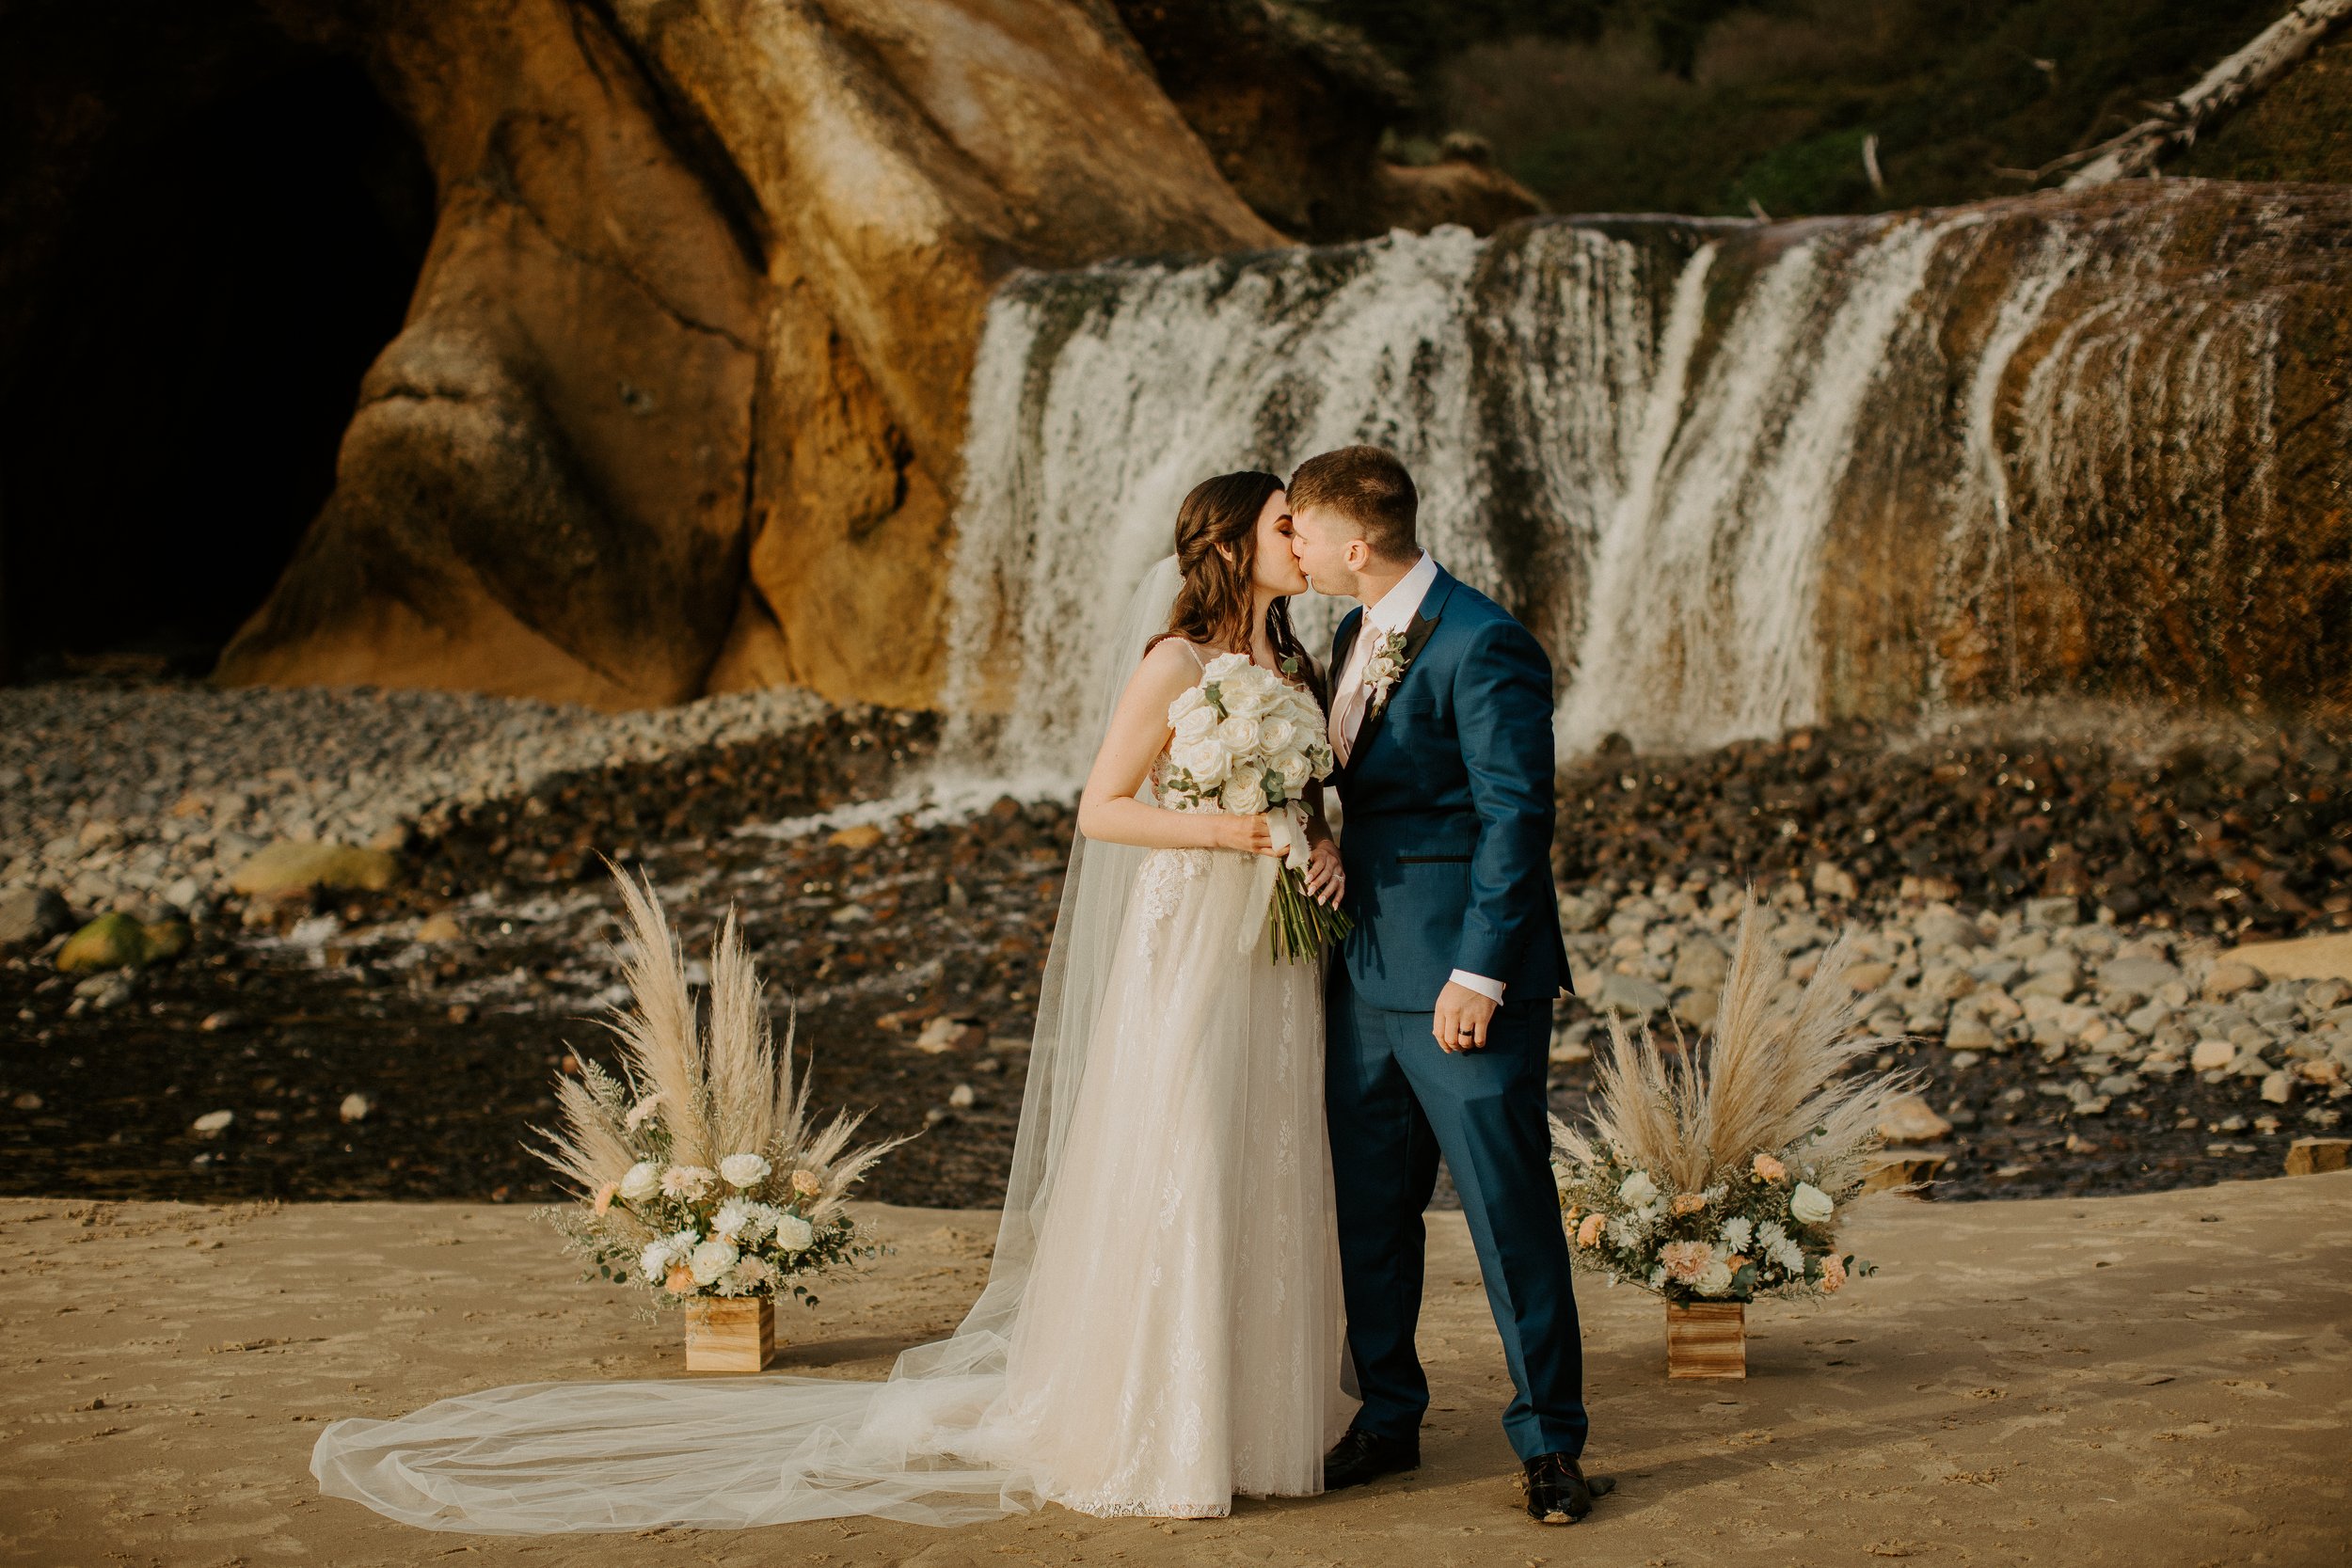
xmin=1238 ymin=800 xmax=1314 ymax=952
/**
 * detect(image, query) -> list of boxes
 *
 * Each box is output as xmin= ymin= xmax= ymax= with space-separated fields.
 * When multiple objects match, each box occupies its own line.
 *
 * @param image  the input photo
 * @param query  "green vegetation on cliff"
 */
xmin=1301 ymin=0 xmax=2352 ymax=215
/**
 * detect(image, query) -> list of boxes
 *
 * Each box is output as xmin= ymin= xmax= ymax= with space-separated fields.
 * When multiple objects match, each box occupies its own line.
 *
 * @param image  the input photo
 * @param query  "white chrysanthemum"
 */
xmin=1696 ymin=1259 xmax=1736 ymax=1297
xmin=1757 ymin=1219 xmax=1788 ymax=1247
xmin=688 ymin=1239 xmax=739 ymax=1286
xmin=1220 ymin=775 xmax=1269 ymax=816
xmin=1606 ymin=1215 xmax=1643 ymax=1250
xmin=729 ymin=1256 xmax=775 ymax=1291
xmin=639 ymin=1240 xmax=674 ymax=1282
xmin=1789 ymin=1182 xmax=1836 ymax=1225
xmin=661 ymin=1164 xmax=716 ymax=1199
xmin=618 ymin=1161 xmax=661 ymax=1203
xmin=1618 ymin=1170 xmax=1659 ymax=1206
xmin=1647 ymin=1265 xmax=1668 ymax=1290
xmin=719 ymin=1152 xmax=771 ymax=1189
xmin=771 ymin=1212 xmax=817 ymax=1254
xmin=1172 ymin=703 xmax=1217 ymax=743
xmin=1719 ymin=1216 xmax=1755 ymax=1252
xmin=1770 ymin=1237 xmax=1805 ymax=1275
xmin=714 ymin=1197 xmax=760 ymax=1240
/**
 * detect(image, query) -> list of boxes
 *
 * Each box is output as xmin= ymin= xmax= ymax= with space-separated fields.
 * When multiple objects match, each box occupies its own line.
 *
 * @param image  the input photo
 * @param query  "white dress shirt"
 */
xmin=1332 ymin=554 xmax=1506 ymax=1006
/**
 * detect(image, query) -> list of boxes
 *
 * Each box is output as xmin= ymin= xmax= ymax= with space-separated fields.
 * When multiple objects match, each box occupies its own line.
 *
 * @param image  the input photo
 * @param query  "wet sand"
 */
xmin=1 ymin=1175 xmax=2346 ymax=1567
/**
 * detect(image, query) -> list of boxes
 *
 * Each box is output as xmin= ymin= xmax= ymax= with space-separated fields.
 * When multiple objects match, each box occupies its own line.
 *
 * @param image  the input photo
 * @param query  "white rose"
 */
xmin=1275 ymin=751 xmax=1312 ymax=791
xmin=771 ymin=1213 xmax=817 ymax=1254
xmin=719 ymin=1152 xmax=771 ymax=1189
xmin=1217 ymin=714 xmax=1263 ymax=753
xmin=689 ymin=1239 xmax=739 ymax=1287
xmin=1171 ymin=736 xmax=1231 ymax=787
xmin=1203 ymin=651 xmax=1251 ymax=683
xmin=1618 ymin=1170 xmax=1660 ymax=1207
xmin=1172 ymin=704 xmax=1217 ymax=743
xmin=1220 ymin=776 xmax=1268 ymax=816
xmin=1788 ymin=1182 xmax=1835 ymax=1225
xmin=618 ymin=1161 xmax=661 ymax=1204
xmin=1222 ymin=675 xmax=1272 ymax=718
xmin=1168 ymin=685 xmax=1208 ymax=723
xmin=1259 ymin=715 xmax=1297 ymax=752
xmin=1695 ymin=1259 xmax=1736 ymax=1297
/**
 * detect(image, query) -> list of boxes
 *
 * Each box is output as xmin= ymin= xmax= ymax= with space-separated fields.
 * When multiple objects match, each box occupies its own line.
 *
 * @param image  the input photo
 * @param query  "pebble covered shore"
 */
xmin=2 ymin=680 xmax=2347 ymax=1209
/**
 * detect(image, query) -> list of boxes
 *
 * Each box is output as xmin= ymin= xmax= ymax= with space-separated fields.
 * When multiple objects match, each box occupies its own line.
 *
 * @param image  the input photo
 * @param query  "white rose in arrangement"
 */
xmin=1172 ymin=704 xmax=1218 ymax=743
xmin=618 ymin=1161 xmax=661 ymax=1203
xmin=1222 ymin=677 xmax=1273 ymax=719
xmin=1788 ymin=1182 xmax=1836 ymax=1225
xmin=1618 ymin=1169 xmax=1660 ymax=1206
xmin=1220 ymin=776 xmax=1269 ymax=816
xmin=719 ymin=1152 xmax=771 ymax=1189
xmin=1203 ymin=651 xmax=1252 ymax=682
xmin=1218 ymin=713 xmax=1263 ymax=752
xmin=1275 ymin=750 xmax=1312 ymax=792
xmin=1168 ymin=685 xmax=1208 ymax=722
xmin=1695 ymin=1259 xmax=1736 ymax=1297
xmin=1719 ymin=1215 xmax=1754 ymax=1252
xmin=1260 ymin=715 xmax=1298 ymax=753
xmin=772 ymin=1212 xmax=818 ymax=1254
xmin=1171 ymin=736 xmax=1232 ymax=788
xmin=689 ymin=1239 xmax=739 ymax=1287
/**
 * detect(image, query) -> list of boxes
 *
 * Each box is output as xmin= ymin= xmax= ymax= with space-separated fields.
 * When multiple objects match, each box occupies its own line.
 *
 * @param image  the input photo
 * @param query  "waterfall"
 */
xmin=930 ymin=184 xmax=2332 ymax=796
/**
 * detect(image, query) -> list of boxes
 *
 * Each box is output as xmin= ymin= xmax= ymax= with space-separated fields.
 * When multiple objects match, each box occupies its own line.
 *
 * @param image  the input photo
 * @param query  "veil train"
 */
xmin=310 ymin=559 xmax=1187 ymax=1532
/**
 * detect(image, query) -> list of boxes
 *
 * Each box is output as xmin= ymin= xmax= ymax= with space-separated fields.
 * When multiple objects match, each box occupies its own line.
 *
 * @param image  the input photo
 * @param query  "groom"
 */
xmin=1288 ymin=446 xmax=1609 ymax=1526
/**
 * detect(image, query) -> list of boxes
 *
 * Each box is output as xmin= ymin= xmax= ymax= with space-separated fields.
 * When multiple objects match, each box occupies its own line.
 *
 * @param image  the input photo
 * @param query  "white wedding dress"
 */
xmin=310 ymin=558 xmax=1353 ymax=1531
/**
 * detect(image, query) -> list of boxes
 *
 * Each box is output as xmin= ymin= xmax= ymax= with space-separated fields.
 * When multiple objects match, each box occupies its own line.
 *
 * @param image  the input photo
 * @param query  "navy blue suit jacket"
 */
xmin=1328 ymin=566 xmax=1573 ymax=1012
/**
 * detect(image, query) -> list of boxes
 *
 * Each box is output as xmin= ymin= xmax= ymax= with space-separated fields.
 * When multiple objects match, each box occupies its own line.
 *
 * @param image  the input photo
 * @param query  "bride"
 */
xmin=310 ymin=470 xmax=1359 ymax=1530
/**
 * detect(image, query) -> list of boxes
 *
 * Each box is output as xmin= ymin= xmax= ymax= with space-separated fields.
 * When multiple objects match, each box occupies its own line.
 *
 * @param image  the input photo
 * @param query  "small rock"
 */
xmin=0 ymin=885 xmax=72 ymax=948
xmin=2098 ymin=956 xmax=2182 ymax=997
xmin=1668 ymin=939 xmax=1728 ymax=992
xmin=1876 ymin=1094 xmax=1952 ymax=1145
xmin=141 ymin=919 xmax=191 ymax=962
xmin=829 ymin=902 xmax=874 ymax=927
xmin=2190 ymin=1039 xmax=2237 ymax=1071
xmin=339 ymin=1093 xmax=373 ymax=1123
xmin=72 ymin=972 xmax=135 ymax=1011
xmin=828 ymin=823 xmax=885 ymax=851
xmin=191 ymin=1110 xmax=235 ymax=1135
xmin=1915 ymin=908 xmax=1979 ymax=954
xmin=1597 ymin=972 xmax=1670 ymax=1017
xmin=2259 ymin=1070 xmax=2294 ymax=1106
xmin=1672 ymin=987 xmax=1721 ymax=1030
xmin=199 ymin=1010 xmax=242 ymax=1032
xmin=913 ymin=1016 xmax=983 ymax=1054
xmin=1557 ymin=894 xmax=1605 ymax=934
xmin=1810 ymin=862 xmax=1858 ymax=901
xmin=2202 ymin=959 xmax=2262 ymax=1001
xmin=11 ymin=1092 xmax=43 ymax=1112
xmin=2014 ymin=969 xmax=2077 ymax=1002
xmin=1969 ymin=957 xmax=2024 ymax=990
xmin=1946 ymin=1015 xmax=1996 ymax=1051
xmin=946 ymin=1083 xmax=977 ymax=1109
xmin=2023 ymin=895 xmax=2080 ymax=927
xmin=228 ymin=840 xmax=404 ymax=897
xmin=414 ymin=911 xmax=466 ymax=943
xmin=56 ymin=912 xmax=151 ymax=974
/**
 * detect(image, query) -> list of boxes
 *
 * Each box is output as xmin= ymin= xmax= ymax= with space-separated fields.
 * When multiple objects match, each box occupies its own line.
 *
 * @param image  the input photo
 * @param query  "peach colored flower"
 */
xmin=1660 ymin=1240 xmax=1715 ymax=1282
xmin=591 ymin=1180 xmax=618 ymax=1215
xmin=790 ymin=1169 xmax=823 ymax=1199
xmin=1671 ymin=1193 xmax=1708 ymax=1217
xmin=1821 ymin=1254 xmax=1847 ymax=1293
xmin=664 ymin=1264 xmax=695 ymax=1294
xmin=1576 ymin=1212 xmax=1608 ymax=1248
xmin=1752 ymin=1152 xmax=1788 ymax=1182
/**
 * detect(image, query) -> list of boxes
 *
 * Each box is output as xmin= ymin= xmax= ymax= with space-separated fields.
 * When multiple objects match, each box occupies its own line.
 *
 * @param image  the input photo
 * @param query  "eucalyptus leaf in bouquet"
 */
xmin=532 ymin=863 xmax=909 ymax=1308
xmin=1551 ymin=901 xmax=1919 ymax=1305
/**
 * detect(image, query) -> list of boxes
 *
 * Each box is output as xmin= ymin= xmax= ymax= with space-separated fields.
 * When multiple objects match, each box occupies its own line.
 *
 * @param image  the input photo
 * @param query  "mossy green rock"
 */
xmin=140 ymin=920 xmax=192 ymax=961
xmin=56 ymin=911 xmax=151 ymax=974
xmin=229 ymin=840 xmax=404 ymax=897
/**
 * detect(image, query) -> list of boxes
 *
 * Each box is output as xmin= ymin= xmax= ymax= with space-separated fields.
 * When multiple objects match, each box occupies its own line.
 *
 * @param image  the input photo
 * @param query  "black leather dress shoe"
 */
xmin=1322 ymin=1428 xmax=1420 ymax=1491
xmin=1520 ymin=1451 xmax=1614 ymax=1524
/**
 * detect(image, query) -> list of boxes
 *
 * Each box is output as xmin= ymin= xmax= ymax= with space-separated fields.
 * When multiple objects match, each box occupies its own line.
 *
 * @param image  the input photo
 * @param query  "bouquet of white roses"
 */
xmin=1551 ymin=903 xmax=1914 ymax=1305
xmin=1159 ymin=650 xmax=1353 ymax=962
xmin=535 ymin=866 xmax=907 ymax=1307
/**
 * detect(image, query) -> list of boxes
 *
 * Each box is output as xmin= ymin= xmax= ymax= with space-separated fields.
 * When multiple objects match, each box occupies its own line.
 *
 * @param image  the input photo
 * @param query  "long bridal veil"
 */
xmin=310 ymin=558 xmax=1186 ymax=1532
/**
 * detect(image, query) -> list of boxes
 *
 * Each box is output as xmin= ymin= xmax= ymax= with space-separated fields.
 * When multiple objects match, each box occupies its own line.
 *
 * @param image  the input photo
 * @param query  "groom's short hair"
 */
xmin=1288 ymin=446 xmax=1417 ymax=562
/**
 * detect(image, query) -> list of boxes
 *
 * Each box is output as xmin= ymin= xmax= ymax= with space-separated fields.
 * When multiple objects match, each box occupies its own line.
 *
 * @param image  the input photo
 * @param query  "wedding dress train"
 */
xmin=310 ymin=559 xmax=1352 ymax=1530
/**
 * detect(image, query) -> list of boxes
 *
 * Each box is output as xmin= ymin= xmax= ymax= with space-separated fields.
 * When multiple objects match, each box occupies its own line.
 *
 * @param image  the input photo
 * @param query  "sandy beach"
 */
xmin=1 ymin=1173 xmax=2344 ymax=1567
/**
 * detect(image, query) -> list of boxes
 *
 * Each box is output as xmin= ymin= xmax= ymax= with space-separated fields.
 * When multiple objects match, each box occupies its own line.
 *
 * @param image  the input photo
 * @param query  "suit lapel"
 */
xmin=1342 ymin=570 xmax=1456 ymax=780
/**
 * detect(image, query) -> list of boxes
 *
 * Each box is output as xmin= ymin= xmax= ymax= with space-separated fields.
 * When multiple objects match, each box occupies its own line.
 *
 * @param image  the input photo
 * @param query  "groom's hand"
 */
xmin=1433 ymin=981 xmax=1499 ymax=1053
xmin=1303 ymin=836 xmax=1345 ymax=906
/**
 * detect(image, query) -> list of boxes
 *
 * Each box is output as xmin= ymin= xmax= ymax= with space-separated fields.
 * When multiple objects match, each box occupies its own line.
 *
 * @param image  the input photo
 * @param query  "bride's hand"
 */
xmin=1303 ymin=836 xmax=1345 ymax=906
xmin=1213 ymin=814 xmax=1282 ymax=856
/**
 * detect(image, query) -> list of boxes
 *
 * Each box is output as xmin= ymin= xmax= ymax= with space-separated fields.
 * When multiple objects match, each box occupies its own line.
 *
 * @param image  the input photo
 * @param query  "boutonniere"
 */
xmin=1361 ymin=627 xmax=1409 ymax=713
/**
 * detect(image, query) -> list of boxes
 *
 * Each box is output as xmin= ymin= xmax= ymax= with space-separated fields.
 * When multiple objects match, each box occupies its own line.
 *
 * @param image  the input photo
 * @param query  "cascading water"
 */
xmin=928 ymin=182 xmax=2344 ymax=798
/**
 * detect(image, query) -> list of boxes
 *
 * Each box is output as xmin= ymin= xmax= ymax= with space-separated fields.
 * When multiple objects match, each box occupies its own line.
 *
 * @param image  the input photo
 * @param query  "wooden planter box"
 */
xmin=684 ymin=1296 xmax=775 ymax=1371
xmin=1665 ymin=1301 xmax=1746 ymax=1380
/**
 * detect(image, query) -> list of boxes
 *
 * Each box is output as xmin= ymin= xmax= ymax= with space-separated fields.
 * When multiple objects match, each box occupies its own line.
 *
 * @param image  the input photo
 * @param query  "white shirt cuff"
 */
xmin=1448 ymin=969 xmax=1505 ymax=1003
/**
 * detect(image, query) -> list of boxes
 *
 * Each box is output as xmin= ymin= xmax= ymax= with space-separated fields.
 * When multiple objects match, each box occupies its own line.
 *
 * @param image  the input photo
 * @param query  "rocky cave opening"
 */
xmin=0 ymin=55 xmax=434 ymax=683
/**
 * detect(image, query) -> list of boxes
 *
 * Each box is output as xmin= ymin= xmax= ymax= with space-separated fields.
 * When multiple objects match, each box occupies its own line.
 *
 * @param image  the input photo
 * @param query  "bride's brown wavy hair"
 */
xmin=1148 ymin=470 xmax=1325 ymax=705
